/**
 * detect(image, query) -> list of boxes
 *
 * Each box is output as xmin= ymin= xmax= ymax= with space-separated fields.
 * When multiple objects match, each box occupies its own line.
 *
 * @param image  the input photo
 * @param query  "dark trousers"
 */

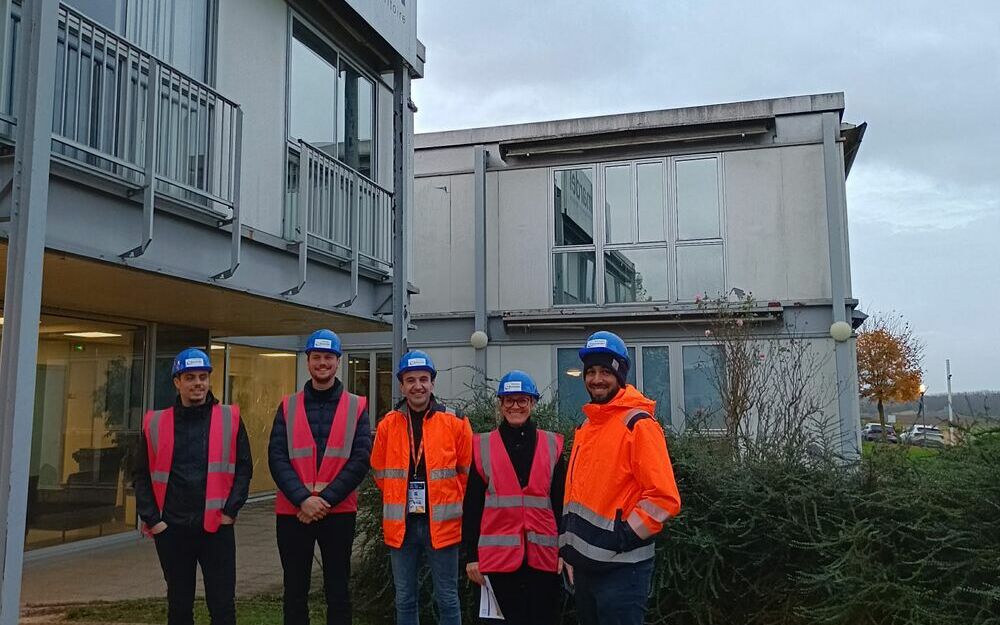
xmin=276 ymin=512 xmax=356 ymax=625
xmin=482 ymin=565 xmax=561 ymax=625
xmin=153 ymin=524 xmax=236 ymax=625
xmin=573 ymin=559 xmax=654 ymax=625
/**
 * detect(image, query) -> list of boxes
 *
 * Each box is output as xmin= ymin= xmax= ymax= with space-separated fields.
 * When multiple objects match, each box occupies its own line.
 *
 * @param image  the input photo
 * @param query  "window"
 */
xmin=344 ymin=351 xmax=394 ymax=418
xmin=552 ymin=156 xmax=724 ymax=305
xmin=641 ymin=346 xmax=671 ymax=423
xmin=288 ymin=20 xmax=378 ymax=179
xmin=683 ymin=345 xmax=724 ymax=429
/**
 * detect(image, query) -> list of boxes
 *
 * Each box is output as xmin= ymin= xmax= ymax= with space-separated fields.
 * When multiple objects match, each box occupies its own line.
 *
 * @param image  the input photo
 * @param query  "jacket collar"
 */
xmin=397 ymin=394 xmax=448 ymax=419
xmin=581 ymin=385 xmax=655 ymax=425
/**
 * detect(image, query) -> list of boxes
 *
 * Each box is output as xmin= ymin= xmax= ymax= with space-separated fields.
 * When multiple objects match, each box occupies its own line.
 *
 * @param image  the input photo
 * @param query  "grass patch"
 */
xmin=63 ymin=595 xmax=347 ymax=625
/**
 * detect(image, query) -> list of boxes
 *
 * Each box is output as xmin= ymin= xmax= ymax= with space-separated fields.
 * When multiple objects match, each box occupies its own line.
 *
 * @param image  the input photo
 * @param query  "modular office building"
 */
xmin=340 ymin=93 xmax=866 ymax=453
xmin=0 ymin=0 xmax=421 ymax=606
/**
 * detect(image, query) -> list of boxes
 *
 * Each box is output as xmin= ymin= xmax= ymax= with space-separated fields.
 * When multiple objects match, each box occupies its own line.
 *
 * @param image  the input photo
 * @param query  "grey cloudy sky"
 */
xmin=412 ymin=0 xmax=1000 ymax=393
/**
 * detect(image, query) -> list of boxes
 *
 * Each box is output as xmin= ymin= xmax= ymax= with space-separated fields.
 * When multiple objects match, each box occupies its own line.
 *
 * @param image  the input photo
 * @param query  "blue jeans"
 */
xmin=388 ymin=515 xmax=461 ymax=625
xmin=574 ymin=559 xmax=654 ymax=625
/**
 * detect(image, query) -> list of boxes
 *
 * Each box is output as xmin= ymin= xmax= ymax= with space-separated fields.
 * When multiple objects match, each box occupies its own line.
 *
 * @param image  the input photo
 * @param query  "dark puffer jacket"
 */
xmin=267 ymin=379 xmax=372 ymax=508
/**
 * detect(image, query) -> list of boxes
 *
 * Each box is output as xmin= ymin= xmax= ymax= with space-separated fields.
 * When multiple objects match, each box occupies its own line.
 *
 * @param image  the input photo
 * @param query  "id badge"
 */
xmin=407 ymin=481 xmax=427 ymax=514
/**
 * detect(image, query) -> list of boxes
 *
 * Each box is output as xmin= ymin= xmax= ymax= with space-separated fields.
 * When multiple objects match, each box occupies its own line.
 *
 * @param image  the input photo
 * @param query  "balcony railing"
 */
xmin=2 ymin=3 xmax=242 ymax=270
xmin=288 ymin=140 xmax=393 ymax=274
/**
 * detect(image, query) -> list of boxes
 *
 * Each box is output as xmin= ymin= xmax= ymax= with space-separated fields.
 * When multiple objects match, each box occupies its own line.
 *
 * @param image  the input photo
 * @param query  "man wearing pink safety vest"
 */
xmin=463 ymin=371 xmax=567 ymax=624
xmin=133 ymin=348 xmax=253 ymax=625
xmin=268 ymin=329 xmax=372 ymax=625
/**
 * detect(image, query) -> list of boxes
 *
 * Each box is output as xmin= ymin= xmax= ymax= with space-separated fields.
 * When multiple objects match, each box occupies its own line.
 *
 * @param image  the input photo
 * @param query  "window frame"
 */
xmin=549 ymin=153 xmax=726 ymax=307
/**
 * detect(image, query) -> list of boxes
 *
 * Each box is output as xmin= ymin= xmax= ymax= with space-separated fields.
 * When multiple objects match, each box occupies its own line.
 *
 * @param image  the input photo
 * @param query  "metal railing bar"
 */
xmin=51 ymin=135 xmax=145 ymax=174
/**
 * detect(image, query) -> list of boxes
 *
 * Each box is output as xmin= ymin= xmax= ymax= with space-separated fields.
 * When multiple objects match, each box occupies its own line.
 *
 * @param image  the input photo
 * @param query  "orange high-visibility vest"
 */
xmin=143 ymin=404 xmax=240 ymax=533
xmin=474 ymin=428 xmax=563 ymax=573
xmin=274 ymin=390 xmax=367 ymax=514
xmin=371 ymin=405 xmax=473 ymax=549
xmin=561 ymin=385 xmax=681 ymax=568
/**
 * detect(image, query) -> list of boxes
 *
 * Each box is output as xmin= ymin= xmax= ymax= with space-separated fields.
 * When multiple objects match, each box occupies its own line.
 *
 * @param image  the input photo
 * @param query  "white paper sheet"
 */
xmin=478 ymin=575 xmax=505 ymax=620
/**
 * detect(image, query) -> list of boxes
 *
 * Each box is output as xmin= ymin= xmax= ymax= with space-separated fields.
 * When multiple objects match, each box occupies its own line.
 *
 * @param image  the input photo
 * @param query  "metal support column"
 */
xmin=212 ymin=107 xmax=244 ymax=280
xmin=473 ymin=146 xmax=488 ymax=386
xmin=0 ymin=1 xmax=58 ymax=622
xmin=822 ymin=111 xmax=860 ymax=461
xmin=391 ymin=63 xmax=412 ymax=405
xmin=121 ymin=58 xmax=160 ymax=259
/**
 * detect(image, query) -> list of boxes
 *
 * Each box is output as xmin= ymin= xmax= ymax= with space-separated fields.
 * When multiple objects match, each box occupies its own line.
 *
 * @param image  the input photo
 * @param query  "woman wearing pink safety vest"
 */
xmin=463 ymin=371 xmax=567 ymax=625
xmin=133 ymin=348 xmax=252 ymax=625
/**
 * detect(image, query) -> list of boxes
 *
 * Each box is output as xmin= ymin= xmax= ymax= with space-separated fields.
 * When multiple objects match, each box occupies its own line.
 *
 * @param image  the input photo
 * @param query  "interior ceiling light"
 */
xmin=64 ymin=331 xmax=122 ymax=338
xmin=260 ymin=352 xmax=296 ymax=358
xmin=565 ymin=368 xmax=583 ymax=377
xmin=210 ymin=345 xmax=226 ymax=350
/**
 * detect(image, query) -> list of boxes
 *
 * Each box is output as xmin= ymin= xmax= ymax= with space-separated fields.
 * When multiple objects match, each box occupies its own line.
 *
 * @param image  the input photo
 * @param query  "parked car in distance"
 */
xmin=901 ymin=424 xmax=946 ymax=447
xmin=862 ymin=423 xmax=899 ymax=443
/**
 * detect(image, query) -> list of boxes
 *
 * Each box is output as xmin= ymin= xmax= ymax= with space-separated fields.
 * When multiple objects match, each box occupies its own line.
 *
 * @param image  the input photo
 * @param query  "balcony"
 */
xmin=1 ymin=2 xmax=393 ymax=287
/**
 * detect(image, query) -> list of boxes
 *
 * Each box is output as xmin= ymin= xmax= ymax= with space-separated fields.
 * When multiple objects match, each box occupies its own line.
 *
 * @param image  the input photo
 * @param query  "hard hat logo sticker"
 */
xmin=408 ymin=358 xmax=427 ymax=367
xmin=587 ymin=338 xmax=608 ymax=348
xmin=185 ymin=358 xmax=205 ymax=367
xmin=313 ymin=338 xmax=332 ymax=348
xmin=503 ymin=381 xmax=522 ymax=392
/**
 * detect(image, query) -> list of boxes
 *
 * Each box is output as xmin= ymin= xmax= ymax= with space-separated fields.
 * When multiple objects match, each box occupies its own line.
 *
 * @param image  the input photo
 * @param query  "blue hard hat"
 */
xmin=305 ymin=329 xmax=342 ymax=355
xmin=578 ymin=330 xmax=630 ymax=367
xmin=172 ymin=348 xmax=212 ymax=377
xmin=397 ymin=350 xmax=436 ymax=380
xmin=496 ymin=370 xmax=540 ymax=399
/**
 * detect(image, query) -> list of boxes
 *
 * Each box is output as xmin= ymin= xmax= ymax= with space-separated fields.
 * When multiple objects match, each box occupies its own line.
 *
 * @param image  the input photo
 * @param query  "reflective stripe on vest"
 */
xmin=275 ymin=390 xmax=366 ymax=515
xmin=143 ymin=404 xmax=239 ymax=534
xmin=475 ymin=429 xmax=563 ymax=573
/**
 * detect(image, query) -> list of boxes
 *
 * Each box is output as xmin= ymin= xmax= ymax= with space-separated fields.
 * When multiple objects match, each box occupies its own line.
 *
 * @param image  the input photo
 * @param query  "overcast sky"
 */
xmin=412 ymin=0 xmax=1000 ymax=393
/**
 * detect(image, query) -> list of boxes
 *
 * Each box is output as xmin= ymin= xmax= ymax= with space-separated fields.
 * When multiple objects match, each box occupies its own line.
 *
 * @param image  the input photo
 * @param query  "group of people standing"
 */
xmin=134 ymin=329 xmax=681 ymax=625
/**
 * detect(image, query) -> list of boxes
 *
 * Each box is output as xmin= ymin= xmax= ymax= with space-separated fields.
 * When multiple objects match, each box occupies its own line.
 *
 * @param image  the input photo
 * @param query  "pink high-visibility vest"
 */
xmin=143 ymin=404 xmax=240 ymax=533
xmin=274 ymin=391 xmax=366 ymax=515
xmin=474 ymin=428 xmax=563 ymax=573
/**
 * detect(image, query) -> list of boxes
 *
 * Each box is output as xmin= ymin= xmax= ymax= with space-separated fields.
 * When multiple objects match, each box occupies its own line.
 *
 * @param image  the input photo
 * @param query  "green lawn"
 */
xmin=861 ymin=440 xmax=941 ymax=460
xmin=63 ymin=596 xmax=367 ymax=625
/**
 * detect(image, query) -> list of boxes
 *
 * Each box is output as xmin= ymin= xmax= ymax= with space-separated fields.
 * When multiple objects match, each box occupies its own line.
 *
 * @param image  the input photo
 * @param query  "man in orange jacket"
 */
xmin=560 ymin=331 xmax=681 ymax=625
xmin=371 ymin=350 xmax=472 ymax=625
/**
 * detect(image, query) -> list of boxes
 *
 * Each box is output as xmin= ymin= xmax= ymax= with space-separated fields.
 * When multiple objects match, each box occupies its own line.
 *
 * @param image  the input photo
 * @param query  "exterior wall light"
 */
xmin=830 ymin=321 xmax=853 ymax=343
xmin=470 ymin=330 xmax=489 ymax=350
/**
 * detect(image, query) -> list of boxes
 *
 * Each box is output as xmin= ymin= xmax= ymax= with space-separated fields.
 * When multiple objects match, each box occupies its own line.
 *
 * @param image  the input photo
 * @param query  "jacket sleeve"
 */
xmin=268 ymin=402 xmax=312 ymax=506
xmin=131 ymin=428 xmax=161 ymax=527
xmin=461 ymin=458 xmax=487 ymax=564
xmin=456 ymin=416 xmax=473 ymax=492
xmin=550 ymin=453 xmax=567 ymax=527
xmin=371 ymin=418 xmax=388 ymax=491
xmin=319 ymin=405 xmax=373 ymax=506
xmin=223 ymin=420 xmax=253 ymax=518
xmin=624 ymin=419 xmax=681 ymax=542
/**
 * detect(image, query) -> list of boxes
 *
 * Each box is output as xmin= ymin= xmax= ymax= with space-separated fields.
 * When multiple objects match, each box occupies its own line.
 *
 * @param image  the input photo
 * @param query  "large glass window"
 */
xmin=604 ymin=248 xmax=669 ymax=304
xmin=0 ymin=314 xmax=146 ymax=550
xmin=376 ymin=353 xmax=394 ymax=419
xmin=641 ymin=347 xmax=671 ymax=423
xmin=553 ymin=251 xmax=596 ymax=305
xmin=604 ymin=165 xmax=632 ymax=244
xmin=677 ymin=244 xmax=725 ymax=300
xmin=683 ymin=345 xmax=724 ymax=430
xmin=552 ymin=155 xmax=723 ymax=305
xmin=224 ymin=346 xmax=297 ymax=495
xmin=288 ymin=20 xmax=378 ymax=179
xmin=347 ymin=353 xmax=371 ymax=398
xmin=554 ymin=169 xmax=595 ymax=245
xmin=289 ymin=25 xmax=339 ymax=154
xmin=676 ymin=157 xmax=721 ymax=240
xmin=338 ymin=66 xmax=375 ymax=178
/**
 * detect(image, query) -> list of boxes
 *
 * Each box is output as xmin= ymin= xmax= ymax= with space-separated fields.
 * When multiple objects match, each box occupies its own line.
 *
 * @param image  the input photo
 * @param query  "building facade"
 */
xmin=341 ymin=93 xmax=866 ymax=453
xmin=0 ymin=0 xmax=420 ymax=580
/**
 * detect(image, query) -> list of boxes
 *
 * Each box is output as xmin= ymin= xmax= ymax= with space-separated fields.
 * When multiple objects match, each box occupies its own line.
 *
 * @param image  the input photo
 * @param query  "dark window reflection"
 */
xmin=554 ymin=169 xmax=594 ymax=245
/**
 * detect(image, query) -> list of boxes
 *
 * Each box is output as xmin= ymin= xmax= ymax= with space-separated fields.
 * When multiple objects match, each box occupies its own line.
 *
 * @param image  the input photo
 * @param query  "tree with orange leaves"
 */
xmin=856 ymin=312 xmax=924 ymax=439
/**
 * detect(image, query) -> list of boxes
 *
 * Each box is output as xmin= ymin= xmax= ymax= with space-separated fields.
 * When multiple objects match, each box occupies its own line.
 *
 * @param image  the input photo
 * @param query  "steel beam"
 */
xmin=212 ymin=107 xmax=243 ymax=280
xmin=121 ymin=57 xmax=160 ymax=259
xmin=0 ymin=2 xmax=58 ymax=623
xmin=473 ymin=145 xmax=488 ymax=385
xmin=822 ymin=111 xmax=860 ymax=460
xmin=391 ymin=64 xmax=412 ymax=405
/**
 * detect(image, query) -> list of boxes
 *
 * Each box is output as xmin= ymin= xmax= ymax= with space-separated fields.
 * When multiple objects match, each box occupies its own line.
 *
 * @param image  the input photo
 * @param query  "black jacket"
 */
xmin=133 ymin=393 xmax=253 ymax=528
xmin=462 ymin=418 xmax=567 ymax=560
xmin=268 ymin=379 xmax=372 ymax=507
